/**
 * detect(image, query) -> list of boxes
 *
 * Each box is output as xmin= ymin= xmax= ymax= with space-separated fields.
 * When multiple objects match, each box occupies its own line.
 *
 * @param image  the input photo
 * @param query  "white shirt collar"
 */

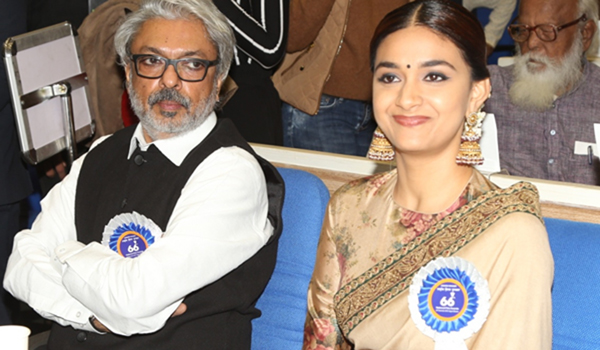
xmin=127 ymin=112 xmax=217 ymax=166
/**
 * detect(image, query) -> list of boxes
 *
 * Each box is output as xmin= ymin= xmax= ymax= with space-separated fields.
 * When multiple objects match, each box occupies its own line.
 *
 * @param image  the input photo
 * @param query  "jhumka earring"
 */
xmin=456 ymin=107 xmax=486 ymax=166
xmin=367 ymin=127 xmax=395 ymax=161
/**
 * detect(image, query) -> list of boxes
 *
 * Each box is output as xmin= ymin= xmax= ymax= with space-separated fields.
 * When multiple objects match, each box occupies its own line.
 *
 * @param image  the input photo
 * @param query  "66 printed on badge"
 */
xmin=101 ymin=212 xmax=163 ymax=258
xmin=408 ymin=257 xmax=490 ymax=350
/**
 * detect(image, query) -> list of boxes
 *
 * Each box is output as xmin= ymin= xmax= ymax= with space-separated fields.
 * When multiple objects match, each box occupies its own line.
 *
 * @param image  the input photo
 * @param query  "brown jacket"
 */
xmin=272 ymin=0 xmax=349 ymax=115
xmin=78 ymin=0 xmax=142 ymax=139
xmin=272 ymin=0 xmax=408 ymax=115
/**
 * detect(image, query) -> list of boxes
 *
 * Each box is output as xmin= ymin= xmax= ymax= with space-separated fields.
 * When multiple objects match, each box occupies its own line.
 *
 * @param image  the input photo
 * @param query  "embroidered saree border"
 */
xmin=333 ymin=182 xmax=541 ymax=335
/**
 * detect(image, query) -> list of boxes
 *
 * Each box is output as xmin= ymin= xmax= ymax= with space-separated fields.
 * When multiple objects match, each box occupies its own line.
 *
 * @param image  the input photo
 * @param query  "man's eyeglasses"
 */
xmin=130 ymin=54 xmax=219 ymax=82
xmin=508 ymin=14 xmax=587 ymax=43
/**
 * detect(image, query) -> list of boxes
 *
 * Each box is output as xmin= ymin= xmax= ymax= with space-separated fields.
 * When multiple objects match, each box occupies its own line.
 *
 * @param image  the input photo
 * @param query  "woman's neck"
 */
xmin=393 ymin=151 xmax=473 ymax=214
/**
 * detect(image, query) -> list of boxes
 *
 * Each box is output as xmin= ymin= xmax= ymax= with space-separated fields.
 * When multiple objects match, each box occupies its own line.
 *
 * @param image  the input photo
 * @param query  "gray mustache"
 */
xmin=148 ymin=88 xmax=191 ymax=110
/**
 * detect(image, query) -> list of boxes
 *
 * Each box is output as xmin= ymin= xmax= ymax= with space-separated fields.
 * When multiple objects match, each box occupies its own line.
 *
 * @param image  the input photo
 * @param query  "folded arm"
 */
xmin=3 ymin=152 xmax=98 ymax=332
xmin=57 ymin=147 xmax=271 ymax=335
xmin=5 ymin=146 xmax=271 ymax=336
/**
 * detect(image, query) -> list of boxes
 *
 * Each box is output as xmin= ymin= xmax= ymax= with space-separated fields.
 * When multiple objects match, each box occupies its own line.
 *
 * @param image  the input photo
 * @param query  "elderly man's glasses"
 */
xmin=130 ymin=54 xmax=219 ymax=82
xmin=508 ymin=14 xmax=587 ymax=43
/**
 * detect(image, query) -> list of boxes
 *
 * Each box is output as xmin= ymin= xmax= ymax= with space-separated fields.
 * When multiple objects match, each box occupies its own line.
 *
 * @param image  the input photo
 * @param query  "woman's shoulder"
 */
xmin=325 ymin=170 xmax=397 ymax=215
xmin=490 ymin=211 xmax=547 ymax=239
xmin=469 ymin=170 xmax=541 ymax=219
xmin=459 ymin=176 xmax=545 ymax=245
xmin=332 ymin=169 xmax=397 ymax=199
xmin=469 ymin=181 xmax=548 ymax=253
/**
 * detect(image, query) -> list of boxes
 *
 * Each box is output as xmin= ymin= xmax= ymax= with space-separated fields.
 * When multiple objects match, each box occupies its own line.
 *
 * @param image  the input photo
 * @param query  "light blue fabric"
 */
xmin=252 ymin=168 xmax=330 ymax=350
xmin=546 ymin=218 xmax=600 ymax=350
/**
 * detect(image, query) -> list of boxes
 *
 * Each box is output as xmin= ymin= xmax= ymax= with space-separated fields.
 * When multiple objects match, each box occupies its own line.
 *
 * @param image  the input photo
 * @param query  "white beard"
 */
xmin=509 ymin=36 xmax=584 ymax=111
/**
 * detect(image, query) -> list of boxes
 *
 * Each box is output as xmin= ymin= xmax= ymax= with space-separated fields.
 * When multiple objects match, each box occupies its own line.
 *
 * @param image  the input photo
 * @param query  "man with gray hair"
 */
xmin=485 ymin=0 xmax=600 ymax=185
xmin=3 ymin=0 xmax=284 ymax=348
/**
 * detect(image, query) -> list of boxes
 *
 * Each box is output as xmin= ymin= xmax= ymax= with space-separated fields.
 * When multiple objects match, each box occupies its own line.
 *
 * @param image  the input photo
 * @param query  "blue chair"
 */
xmin=252 ymin=168 xmax=330 ymax=350
xmin=546 ymin=218 xmax=600 ymax=350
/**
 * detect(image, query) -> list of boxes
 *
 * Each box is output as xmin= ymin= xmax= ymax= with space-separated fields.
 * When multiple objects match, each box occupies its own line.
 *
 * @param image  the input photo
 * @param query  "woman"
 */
xmin=302 ymin=1 xmax=553 ymax=349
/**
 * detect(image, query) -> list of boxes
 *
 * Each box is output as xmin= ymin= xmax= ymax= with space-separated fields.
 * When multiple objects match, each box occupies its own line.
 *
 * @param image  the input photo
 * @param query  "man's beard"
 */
xmin=509 ymin=35 xmax=584 ymax=111
xmin=127 ymin=79 xmax=218 ymax=141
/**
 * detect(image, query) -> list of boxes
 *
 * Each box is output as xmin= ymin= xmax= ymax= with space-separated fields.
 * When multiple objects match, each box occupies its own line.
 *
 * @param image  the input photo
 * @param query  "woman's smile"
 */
xmin=393 ymin=115 xmax=431 ymax=127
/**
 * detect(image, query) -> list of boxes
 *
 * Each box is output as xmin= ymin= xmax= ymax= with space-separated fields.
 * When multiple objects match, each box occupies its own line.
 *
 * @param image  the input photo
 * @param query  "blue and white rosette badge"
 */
xmin=408 ymin=257 xmax=490 ymax=350
xmin=101 ymin=212 xmax=162 ymax=258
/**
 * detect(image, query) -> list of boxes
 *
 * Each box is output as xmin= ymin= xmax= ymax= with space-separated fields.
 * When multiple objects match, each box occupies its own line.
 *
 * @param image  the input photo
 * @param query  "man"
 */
xmin=485 ymin=0 xmax=600 ymax=185
xmin=4 ymin=0 xmax=284 ymax=348
xmin=273 ymin=0 xmax=411 ymax=157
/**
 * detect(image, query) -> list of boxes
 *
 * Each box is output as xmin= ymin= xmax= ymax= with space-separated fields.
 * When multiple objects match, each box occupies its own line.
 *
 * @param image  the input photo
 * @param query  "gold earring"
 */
xmin=367 ymin=127 xmax=395 ymax=161
xmin=456 ymin=109 xmax=485 ymax=166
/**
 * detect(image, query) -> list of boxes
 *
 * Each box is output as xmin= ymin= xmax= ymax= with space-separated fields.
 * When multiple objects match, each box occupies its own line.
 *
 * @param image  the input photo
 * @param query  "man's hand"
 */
xmin=171 ymin=303 xmax=187 ymax=317
xmin=41 ymin=154 xmax=67 ymax=180
xmin=45 ymin=161 xmax=67 ymax=179
xmin=91 ymin=316 xmax=110 ymax=333
xmin=91 ymin=303 xmax=188 ymax=333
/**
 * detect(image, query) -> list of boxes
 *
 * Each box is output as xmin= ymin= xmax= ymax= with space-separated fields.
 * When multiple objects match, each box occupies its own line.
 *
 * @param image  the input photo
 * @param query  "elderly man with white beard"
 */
xmin=484 ymin=0 xmax=600 ymax=185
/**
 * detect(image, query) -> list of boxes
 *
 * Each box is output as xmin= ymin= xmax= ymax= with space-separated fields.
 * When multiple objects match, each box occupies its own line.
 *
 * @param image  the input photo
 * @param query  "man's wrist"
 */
xmin=89 ymin=315 xmax=107 ymax=333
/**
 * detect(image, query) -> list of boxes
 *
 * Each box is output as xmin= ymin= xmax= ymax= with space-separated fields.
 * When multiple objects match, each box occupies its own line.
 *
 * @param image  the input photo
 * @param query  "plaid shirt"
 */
xmin=485 ymin=62 xmax=600 ymax=186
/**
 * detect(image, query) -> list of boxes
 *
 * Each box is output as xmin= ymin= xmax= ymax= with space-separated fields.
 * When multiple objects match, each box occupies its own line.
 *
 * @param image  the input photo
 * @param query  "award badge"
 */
xmin=101 ymin=212 xmax=162 ymax=258
xmin=408 ymin=257 xmax=490 ymax=350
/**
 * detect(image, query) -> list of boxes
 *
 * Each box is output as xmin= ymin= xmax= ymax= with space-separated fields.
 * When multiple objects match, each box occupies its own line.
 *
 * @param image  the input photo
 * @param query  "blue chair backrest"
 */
xmin=546 ymin=217 xmax=600 ymax=350
xmin=252 ymin=168 xmax=330 ymax=350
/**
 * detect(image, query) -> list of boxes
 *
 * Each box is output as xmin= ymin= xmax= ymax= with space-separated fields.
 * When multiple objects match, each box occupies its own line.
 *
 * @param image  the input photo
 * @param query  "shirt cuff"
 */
xmin=80 ymin=317 xmax=102 ymax=333
xmin=55 ymin=241 xmax=87 ymax=263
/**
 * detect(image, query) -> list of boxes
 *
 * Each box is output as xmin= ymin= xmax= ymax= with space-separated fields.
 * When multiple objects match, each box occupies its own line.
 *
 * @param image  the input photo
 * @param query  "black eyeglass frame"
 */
xmin=508 ymin=14 xmax=588 ymax=43
xmin=130 ymin=54 xmax=219 ymax=82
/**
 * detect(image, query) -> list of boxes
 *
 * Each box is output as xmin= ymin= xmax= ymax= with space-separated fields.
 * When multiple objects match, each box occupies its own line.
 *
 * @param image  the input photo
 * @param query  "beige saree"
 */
xmin=303 ymin=170 xmax=553 ymax=350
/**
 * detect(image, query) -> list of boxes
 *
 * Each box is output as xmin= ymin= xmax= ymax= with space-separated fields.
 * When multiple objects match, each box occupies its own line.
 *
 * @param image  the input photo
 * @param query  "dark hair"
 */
xmin=370 ymin=0 xmax=489 ymax=82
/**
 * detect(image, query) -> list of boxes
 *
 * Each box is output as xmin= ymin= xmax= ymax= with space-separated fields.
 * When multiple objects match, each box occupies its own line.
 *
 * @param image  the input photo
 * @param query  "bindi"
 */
xmin=407 ymin=64 xmax=411 ymax=69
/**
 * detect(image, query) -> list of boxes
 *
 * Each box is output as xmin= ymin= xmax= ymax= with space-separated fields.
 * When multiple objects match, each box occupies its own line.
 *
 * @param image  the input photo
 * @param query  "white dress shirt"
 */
xmin=4 ymin=113 xmax=273 ymax=336
xmin=463 ymin=0 xmax=517 ymax=47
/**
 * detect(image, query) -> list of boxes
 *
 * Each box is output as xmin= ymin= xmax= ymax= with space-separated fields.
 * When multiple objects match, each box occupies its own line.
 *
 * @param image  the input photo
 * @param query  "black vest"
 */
xmin=48 ymin=119 xmax=284 ymax=350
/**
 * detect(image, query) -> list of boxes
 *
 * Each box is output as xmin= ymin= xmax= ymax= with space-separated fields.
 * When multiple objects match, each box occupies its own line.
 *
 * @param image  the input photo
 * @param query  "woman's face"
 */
xmin=372 ymin=26 xmax=489 ymax=159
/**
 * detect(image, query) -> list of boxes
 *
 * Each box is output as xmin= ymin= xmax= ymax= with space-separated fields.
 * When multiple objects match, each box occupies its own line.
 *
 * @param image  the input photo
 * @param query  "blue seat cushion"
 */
xmin=546 ymin=218 xmax=600 ymax=350
xmin=252 ymin=168 xmax=330 ymax=350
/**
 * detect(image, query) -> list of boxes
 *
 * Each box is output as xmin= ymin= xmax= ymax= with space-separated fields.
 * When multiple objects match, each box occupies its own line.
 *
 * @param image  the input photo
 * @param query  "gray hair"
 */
xmin=579 ymin=0 xmax=599 ymax=55
xmin=114 ymin=0 xmax=235 ymax=81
